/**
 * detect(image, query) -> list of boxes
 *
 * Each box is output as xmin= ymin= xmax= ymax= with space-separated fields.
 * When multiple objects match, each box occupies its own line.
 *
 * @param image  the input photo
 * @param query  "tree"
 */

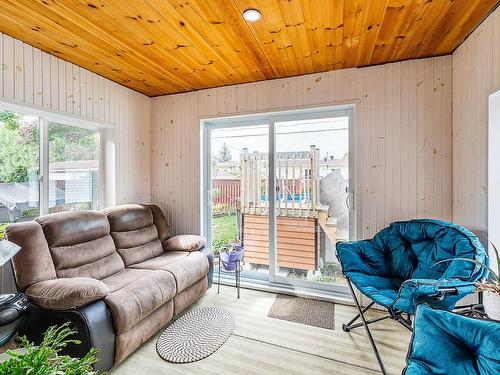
xmin=0 ymin=114 xmax=38 ymax=183
xmin=0 ymin=111 xmax=22 ymax=130
xmin=217 ymin=142 xmax=232 ymax=162
xmin=0 ymin=110 xmax=99 ymax=183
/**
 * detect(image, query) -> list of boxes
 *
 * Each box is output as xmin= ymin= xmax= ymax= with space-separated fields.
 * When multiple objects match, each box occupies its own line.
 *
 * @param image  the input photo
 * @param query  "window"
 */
xmin=0 ymin=111 xmax=40 ymax=237
xmin=48 ymin=123 xmax=100 ymax=213
xmin=0 ymin=105 xmax=106 ymax=238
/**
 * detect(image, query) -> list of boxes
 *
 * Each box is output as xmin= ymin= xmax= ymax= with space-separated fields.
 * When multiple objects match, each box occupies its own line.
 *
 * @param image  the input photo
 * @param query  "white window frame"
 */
xmin=0 ymin=98 xmax=115 ymax=214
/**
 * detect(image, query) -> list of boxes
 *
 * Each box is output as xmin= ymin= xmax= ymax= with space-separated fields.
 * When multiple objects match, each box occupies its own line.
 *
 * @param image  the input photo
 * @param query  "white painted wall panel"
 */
xmin=452 ymin=6 xmax=500 ymax=234
xmin=151 ymin=57 xmax=453 ymax=236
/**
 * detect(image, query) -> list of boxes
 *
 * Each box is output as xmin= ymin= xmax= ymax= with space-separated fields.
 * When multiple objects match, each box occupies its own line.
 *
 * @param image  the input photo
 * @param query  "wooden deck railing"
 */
xmin=240 ymin=145 xmax=321 ymax=218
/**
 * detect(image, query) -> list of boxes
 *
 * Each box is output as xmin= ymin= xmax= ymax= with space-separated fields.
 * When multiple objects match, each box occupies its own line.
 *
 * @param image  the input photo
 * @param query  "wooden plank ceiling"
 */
xmin=0 ymin=0 xmax=498 ymax=97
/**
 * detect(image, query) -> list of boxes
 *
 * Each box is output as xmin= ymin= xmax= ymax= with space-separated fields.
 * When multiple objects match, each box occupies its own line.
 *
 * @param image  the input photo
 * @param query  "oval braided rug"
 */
xmin=156 ymin=307 xmax=235 ymax=363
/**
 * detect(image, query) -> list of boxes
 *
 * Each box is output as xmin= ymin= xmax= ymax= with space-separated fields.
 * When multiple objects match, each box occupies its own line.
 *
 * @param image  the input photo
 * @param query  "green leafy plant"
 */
xmin=212 ymin=203 xmax=235 ymax=216
xmin=432 ymin=235 xmax=500 ymax=295
xmin=313 ymin=261 xmax=344 ymax=284
xmin=0 ymin=222 xmax=9 ymax=239
xmin=0 ymin=322 xmax=101 ymax=375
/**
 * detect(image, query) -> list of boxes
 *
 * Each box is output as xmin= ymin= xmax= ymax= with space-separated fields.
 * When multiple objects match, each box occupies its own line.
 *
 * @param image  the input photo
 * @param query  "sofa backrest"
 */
xmin=148 ymin=204 xmax=172 ymax=246
xmin=104 ymin=204 xmax=170 ymax=266
xmin=6 ymin=204 xmax=173 ymax=291
xmin=36 ymin=210 xmax=124 ymax=280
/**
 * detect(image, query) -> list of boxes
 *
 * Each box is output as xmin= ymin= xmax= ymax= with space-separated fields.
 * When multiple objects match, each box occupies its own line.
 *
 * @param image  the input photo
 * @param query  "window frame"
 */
xmin=0 ymin=98 xmax=114 ymax=216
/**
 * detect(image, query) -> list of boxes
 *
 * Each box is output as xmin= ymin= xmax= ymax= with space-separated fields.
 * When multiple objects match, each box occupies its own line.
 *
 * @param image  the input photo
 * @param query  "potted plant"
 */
xmin=0 ymin=322 xmax=101 ymax=374
xmin=433 ymin=236 xmax=500 ymax=320
xmin=219 ymin=244 xmax=244 ymax=272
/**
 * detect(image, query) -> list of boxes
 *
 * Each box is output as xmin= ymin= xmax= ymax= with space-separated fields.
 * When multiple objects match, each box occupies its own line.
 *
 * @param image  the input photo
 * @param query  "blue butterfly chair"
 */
xmin=404 ymin=304 xmax=500 ymax=375
xmin=336 ymin=219 xmax=488 ymax=374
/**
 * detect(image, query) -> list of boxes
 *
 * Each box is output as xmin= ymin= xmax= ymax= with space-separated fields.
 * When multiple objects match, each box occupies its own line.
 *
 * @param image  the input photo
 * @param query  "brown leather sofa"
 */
xmin=5 ymin=204 xmax=213 ymax=371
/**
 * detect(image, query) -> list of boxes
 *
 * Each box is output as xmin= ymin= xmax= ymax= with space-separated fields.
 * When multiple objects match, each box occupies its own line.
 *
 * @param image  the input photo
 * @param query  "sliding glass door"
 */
xmin=206 ymin=122 xmax=270 ymax=281
xmin=272 ymin=114 xmax=352 ymax=290
xmin=203 ymin=106 xmax=355 ymax=296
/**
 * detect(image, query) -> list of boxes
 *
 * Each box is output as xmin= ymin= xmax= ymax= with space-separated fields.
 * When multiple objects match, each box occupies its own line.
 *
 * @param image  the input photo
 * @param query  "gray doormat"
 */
xmin=268 ymin=294 xmax=335 ymax=330
xmin=156 ymin=307 xmax=235 ymax=363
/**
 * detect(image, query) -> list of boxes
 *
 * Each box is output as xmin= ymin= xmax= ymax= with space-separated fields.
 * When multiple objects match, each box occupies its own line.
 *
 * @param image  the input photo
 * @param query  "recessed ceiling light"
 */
xmin=243 ymin=9 xmax=261 ymax=22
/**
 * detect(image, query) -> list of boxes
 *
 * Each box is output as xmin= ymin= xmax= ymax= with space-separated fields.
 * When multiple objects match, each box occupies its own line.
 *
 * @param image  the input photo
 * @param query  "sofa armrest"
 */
xmin=25 ymin=277 xmax=109 ymax=310
xmin=163 ymin=235 xmax=207 ymax=252
xmin=200 ymin=246 xmax=214 ymax=289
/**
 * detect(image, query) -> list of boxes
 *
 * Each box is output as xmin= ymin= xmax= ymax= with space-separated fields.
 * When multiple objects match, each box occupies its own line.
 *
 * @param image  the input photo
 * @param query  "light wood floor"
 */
xmin=112 ymin=287 xmax=411 ymax=375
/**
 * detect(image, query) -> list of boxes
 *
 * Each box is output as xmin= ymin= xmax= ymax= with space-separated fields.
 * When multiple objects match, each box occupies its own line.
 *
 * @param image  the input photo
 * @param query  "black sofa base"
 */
xmin=19 ymin=300 xmax=115 ymax=372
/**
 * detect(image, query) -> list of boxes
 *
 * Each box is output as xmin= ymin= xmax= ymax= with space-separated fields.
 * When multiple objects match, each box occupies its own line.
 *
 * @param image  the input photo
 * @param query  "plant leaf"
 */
xmin=431 ymin=258 xmax=499 ymax=282
xmin=482 ymin=235 xmax=500 ymax=275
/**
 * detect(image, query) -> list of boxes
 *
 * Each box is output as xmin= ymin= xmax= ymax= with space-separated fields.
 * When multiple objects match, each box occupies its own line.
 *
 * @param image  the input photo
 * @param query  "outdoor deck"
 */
xmin=237 ymin=146 xmax=341 ymax=272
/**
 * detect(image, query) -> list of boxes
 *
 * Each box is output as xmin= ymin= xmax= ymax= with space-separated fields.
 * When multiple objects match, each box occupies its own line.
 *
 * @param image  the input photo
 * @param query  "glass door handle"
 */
xmin=346 ymin=191 xmax=354 ymax=210
xmin=207 ymin=189 xmax=213 ymax=206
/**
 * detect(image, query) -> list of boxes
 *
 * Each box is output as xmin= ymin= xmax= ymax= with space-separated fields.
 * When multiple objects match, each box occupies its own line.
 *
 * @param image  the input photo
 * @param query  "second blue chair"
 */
xmin=336 ymin=219 xmax=488 ymax=374
xmin=404 ymin=304 xmax=500 ymax=375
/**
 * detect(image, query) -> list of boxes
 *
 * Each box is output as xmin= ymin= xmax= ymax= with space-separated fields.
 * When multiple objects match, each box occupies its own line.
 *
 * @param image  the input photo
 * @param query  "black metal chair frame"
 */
xmin=342 ymin=275 xmax=475 ymax=375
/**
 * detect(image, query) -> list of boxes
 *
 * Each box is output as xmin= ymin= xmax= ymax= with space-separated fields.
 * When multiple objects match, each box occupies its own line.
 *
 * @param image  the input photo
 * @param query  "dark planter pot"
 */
xmin=220 ymin=245 xmax=244 ymax=271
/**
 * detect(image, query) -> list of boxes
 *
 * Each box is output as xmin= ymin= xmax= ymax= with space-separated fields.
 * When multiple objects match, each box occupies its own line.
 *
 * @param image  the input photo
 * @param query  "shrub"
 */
xmin=212 ymin=203 xmax=235 ymax=216
xmin=0 ymin=222 xmax=9 ymax=239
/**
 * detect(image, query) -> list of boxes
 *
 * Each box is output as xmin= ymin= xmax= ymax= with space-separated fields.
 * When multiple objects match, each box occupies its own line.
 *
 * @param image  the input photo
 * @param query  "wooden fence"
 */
xmin=212 ymin=178 xmax=240 ymax=209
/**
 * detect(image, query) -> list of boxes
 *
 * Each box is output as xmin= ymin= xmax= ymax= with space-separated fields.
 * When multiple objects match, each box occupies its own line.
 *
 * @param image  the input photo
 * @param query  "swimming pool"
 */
xmin=260 ymin=193 xmax=311 ymax=203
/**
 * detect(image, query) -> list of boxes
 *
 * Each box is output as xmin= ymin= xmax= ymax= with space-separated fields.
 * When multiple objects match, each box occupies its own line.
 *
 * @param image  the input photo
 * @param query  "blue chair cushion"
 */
xmin=337 ymin=219 xmax=487 ymax=312
xmin=404 ymin=304 xmax=500 ymax=375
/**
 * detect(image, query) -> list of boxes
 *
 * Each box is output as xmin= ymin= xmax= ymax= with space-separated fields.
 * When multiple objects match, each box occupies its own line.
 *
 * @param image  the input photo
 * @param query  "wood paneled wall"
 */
xmin=151 ymin=56 xmax=453 ymax=237
xmin=0 ymin=32 xmax=151 ymax=205
xmin=0 ymin=32 xmax=151 ymax=292
xmin=452 ymin=6 xmax=500 ymax=234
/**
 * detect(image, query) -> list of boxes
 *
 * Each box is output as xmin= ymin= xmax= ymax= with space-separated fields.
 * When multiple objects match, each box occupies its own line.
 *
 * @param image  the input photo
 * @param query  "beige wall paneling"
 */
xmin=452 ymin=6 xmax=500 ymax=235
xmin=0 ymin=32 xmax=151 ymax=292
xmin=151 ymin=56 xmax=453 ymax=237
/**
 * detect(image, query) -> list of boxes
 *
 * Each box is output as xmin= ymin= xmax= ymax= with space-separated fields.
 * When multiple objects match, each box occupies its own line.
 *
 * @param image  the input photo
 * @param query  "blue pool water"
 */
xmin=260 ymin=193 xmax=310 ymax=203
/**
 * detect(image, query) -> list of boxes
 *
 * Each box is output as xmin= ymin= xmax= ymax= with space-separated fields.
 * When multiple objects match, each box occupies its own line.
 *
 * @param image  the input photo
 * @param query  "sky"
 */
xmin=211 ymin=116 xmax=349 ymax=161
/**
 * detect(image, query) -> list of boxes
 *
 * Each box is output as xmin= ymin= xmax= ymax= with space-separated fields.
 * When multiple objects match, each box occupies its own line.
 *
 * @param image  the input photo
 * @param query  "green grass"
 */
xmin=212 ymin=214 xmax=238 ymax=254
xmin=0 ymin=222 xmax=9 ymax=239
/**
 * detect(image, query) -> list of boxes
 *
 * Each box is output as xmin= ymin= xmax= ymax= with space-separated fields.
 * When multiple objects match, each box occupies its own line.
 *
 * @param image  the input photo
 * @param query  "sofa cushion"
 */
xmin=104 ymin=204 xmax=153 ymax=232
xmin=128 ymin=251 xmax=189 ymax=270
xmin=160 ymin=252 xmax=210 ymax=293
xmin=101 ymin=268 xmax=156 ymax=293
xmin=163 ymin=235 xmax=206 ymax=252
xmin=104 ymin=204 xmax=164 ymax=266
xmin=37 ymin=210 xmax=110 ymax=247
xmin=37 ymin=211 xmax=124 ymax=279
xmin=103 ymin=270 xmax=176 ymax=335
xmin=25 ymin=277 xmax=109 ymax=310
xmin=114 ymin=301 xmax=174 ymax=364
xmin=6 ymin=221 xmax=56 ymax=291
xmin=173 ymin=276 xmax=208 ymax=316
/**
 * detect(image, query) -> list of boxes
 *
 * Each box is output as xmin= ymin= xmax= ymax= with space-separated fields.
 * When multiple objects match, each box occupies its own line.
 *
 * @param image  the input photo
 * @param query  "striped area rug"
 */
xmin=156 ymin=307 xmax=235 ymax=363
